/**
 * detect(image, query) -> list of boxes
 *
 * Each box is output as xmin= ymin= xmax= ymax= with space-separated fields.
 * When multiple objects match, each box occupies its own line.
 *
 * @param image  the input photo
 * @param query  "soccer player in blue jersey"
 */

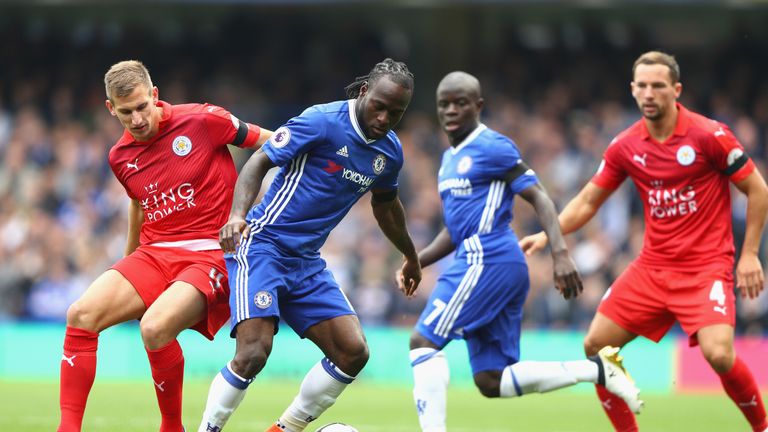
xmin=404 ymin=72 xmax=643 ymax=432
xmin=197 ymin=59 xmax=421 ymax=432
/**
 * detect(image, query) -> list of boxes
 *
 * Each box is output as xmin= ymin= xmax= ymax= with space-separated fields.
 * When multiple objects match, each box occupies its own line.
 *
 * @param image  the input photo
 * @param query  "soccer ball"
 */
xmin=314 ymin=423 xmax=359 ymax=432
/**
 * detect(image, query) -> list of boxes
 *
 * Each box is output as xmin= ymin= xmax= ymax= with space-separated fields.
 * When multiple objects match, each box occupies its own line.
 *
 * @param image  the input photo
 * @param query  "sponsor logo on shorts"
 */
xmin=254 ymin=291 xmax=273 ymax=309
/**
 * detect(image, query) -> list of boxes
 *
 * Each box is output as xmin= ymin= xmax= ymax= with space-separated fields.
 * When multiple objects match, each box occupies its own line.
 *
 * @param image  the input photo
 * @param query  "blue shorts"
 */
xmin=415 ymin=260 xmax=529 ymax=374
xmin=227 ymin=243 xmax=355 ymax=337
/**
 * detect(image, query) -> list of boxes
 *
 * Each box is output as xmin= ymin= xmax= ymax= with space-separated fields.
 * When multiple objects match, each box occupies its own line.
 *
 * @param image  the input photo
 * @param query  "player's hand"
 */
xmin=397 ymin=257 xmax=422 ymax=298
xmin=736 ymin=252 xmax=765 ymax=299
xmin=519 ymin=231 xmax=548 ymax=256
xmin=219 ymin=215 xmax=250 ymax=254
xmin=552 ymin=250 xmax=583 ymax=300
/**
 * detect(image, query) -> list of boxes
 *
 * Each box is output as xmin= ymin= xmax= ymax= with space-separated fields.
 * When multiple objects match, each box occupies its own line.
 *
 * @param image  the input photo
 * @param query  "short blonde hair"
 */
xmin=633 ymin=51 xmax=680 ymax=83
xmin=104 ymin=60 xmax=153 ymax=102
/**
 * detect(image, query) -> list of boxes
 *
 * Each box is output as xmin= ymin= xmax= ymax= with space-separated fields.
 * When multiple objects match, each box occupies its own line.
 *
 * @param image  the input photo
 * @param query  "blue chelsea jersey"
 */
xmin=438 ymin=124 xmax=538 ymax=264
xmin=246 ymin=99 xmax=404 ymax=258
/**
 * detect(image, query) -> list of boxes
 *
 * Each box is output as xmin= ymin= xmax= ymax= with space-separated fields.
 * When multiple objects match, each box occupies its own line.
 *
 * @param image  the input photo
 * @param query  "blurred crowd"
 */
xmin=2 ymin=13 xmax=768 ymax=336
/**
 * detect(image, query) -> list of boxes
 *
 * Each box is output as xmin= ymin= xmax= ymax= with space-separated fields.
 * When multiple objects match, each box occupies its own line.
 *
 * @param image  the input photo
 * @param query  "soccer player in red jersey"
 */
xmin=520 ymin=51 xmax=768 ymax=432
xmin=57 ymin=60 xmax=272 ymax=432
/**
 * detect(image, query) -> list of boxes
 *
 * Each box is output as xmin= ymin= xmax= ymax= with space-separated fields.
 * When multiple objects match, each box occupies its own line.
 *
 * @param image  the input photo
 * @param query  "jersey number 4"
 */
xmin=709 ymin=280 xmax=727 ymax=316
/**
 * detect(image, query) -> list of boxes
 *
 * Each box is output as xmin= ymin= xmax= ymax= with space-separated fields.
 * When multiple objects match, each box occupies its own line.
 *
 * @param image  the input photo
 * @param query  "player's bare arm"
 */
xmin=733 ymin=170 xmax=768 ymax=299
xmin=418 ymin=227 xmax=455 ymax=268
xmin=519 ymin=182 xmax=613 ymax=256
xmin=370 ymin=189 xmax=422 ymax=297
xmin=519 ymin=183 xmax=583 ymax=299
xmin=125 ymin=199 xmax=143 ymax=256
xmin=254 ymin=128 xmax=274 ymax=147
xmin=219 ymin=149 xmax=276 ymax=253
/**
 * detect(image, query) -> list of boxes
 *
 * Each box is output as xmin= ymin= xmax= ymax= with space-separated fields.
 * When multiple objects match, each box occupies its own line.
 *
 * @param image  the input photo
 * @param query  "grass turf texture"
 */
xmin=0 ymin=379 xmax=756 ymax=431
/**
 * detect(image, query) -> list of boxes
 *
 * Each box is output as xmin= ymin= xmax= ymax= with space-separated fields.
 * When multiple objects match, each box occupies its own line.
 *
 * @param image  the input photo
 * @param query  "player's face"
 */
xmin=631 ymin=64 xmax=682 ymax=122
xmin=358 ymin=77 xmax=412 ymax=140
xmin=106 ymin=85 xmax=161 ymax=142
xmin=436 ymin=87 xmax=483 ymax=142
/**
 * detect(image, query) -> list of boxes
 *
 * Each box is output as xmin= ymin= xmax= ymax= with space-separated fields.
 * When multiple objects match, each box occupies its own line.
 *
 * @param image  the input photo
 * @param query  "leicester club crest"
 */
xmin=172 ymin=136 xmax=192 ymax=156
xmin=676 ymin=145 xmax=696 ymax=166
xmin=373 ymin=154 xmax=386 ymax=175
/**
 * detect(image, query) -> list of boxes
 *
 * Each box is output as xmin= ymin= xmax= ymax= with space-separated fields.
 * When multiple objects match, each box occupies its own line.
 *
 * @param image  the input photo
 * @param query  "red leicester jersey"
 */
xmin=591 ymin=103 xmax=754 ymax=271
xmin=109 ymin=101 xmax=261 ymax=246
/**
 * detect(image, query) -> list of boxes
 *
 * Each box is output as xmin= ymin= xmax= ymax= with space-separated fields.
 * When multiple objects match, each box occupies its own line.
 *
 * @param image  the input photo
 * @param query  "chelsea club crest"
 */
xmin=373 ymin=154 xmax=386 ymax=175
xmin=254 ymin=291 xmax=273 ymax=309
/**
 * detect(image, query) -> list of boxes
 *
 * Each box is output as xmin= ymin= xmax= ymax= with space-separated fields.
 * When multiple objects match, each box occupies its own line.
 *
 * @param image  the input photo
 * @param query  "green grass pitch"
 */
xmin=0 ymin=379 xmax=756 ymax=431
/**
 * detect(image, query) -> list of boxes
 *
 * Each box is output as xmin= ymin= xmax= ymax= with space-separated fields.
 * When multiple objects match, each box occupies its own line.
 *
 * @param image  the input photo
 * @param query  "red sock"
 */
xmin=595 ymin=384 xmax=639 ymax=432
xmin=58 ymin=326 xmax=99 ymax=432
xmin=146 ymin=340 xmax=185 ymax=432
xmin=719 ymin=357 xmax=768 ymax=432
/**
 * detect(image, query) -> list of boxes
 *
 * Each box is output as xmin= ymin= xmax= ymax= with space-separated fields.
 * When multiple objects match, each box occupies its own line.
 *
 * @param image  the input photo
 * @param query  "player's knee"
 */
xmin=335 ymin=340 xmax=369 ymax=376
xmin=474 ymin=374 xmax=501 ymax=398
xmin=409 ymin=332 xmax=433 ymax=350
xmin=583 ymin=336 xmax=602 ymax=357
xmin=231 ymin=342 xmax=271 ymax=379
xmin=702 ymin=345 xmax=734 ymax=374
xmin=66 ymin=300 xmax=100 ymax=332
xmin=139 ymin=318 xmax=176 ymax=349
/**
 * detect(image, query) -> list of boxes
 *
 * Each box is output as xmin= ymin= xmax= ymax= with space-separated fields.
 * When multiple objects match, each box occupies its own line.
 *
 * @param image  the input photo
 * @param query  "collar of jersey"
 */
xmin=450 ymin=123 xmax=487 ymax=155
xmin=348 ymin=99 xmax=377 ymax=144
xmin=640 ymin=102 xmax=690 ymax=143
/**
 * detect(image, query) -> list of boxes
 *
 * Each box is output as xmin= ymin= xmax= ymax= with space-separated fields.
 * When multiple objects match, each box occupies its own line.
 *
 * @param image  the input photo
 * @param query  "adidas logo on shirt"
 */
xmin=336 ymin=146 xmax=349 ymax=157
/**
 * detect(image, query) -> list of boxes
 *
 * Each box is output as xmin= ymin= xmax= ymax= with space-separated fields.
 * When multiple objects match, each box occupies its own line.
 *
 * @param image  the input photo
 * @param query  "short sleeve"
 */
xmin=507 ymin=159 xmax=539 ymax=195
xmin=591 ymin=139 xmax=627 ymax=190
xmin=263 ymin=107 xmax=326 ymax=167
xmin=490 ymin=137 xmax=538 ymax=195
xmin=202 ymin=104 xmax=261 ymax=148
xmin=705 ymin=123 xmax=755 ymax=183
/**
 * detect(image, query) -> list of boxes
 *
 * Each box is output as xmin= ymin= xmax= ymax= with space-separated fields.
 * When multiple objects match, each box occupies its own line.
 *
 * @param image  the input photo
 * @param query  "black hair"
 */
xmin=344 ymin=58 xmax=414 ymax=98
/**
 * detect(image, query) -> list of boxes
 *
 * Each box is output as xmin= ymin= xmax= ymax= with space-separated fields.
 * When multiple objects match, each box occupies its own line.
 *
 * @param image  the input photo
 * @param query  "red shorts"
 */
xmin=597 ymin=261 xmax=735 ymax=346
xmin=111 ymin=245 xmax=230 ymax=340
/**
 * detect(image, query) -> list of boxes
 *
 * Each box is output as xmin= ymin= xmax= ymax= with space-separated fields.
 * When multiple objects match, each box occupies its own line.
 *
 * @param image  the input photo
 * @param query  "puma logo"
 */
xmin=62 ymin=354 xmax=76 ymax=367
xmin=714 ymin=305 xmax=727 ymax=316
xmin=714 ymin=127 xmax=726 ymax=137
xmin=154 ymin=380 xmax=165 ymax=392
xmin=739 ymin=395 xmax=758 ymax=407
xmin=633 ymin=153 xmax=647 ymax=167
xmin=126 ymin=158 xmax=139 ymax=171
